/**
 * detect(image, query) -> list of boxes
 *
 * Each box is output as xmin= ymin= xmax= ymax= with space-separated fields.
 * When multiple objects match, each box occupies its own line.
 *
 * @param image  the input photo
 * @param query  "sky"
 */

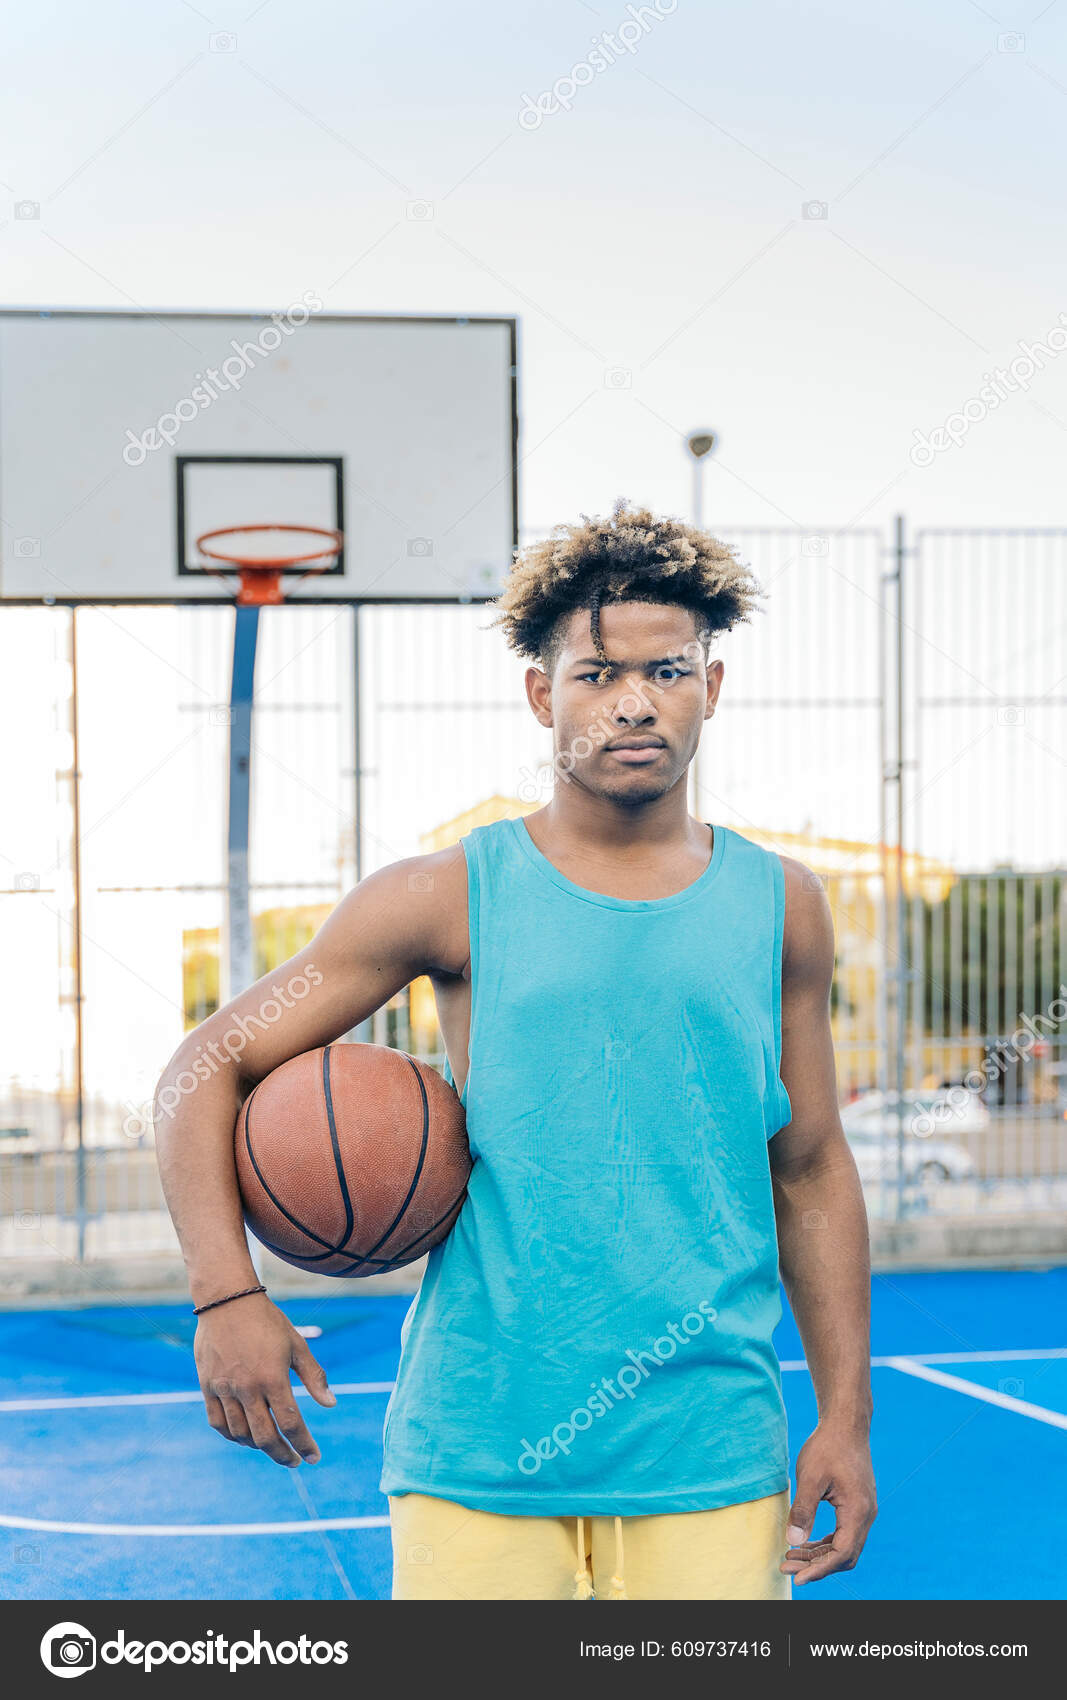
xmin=2 ymin=0 xmax=1067 ymax=531
xmin=2 ymin=0 xmax=1066 ymax=1111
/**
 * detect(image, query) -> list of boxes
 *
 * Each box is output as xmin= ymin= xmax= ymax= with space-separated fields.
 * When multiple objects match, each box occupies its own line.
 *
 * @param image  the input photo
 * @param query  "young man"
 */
xmin=156 ymin=501 xmax=876 ymax=1602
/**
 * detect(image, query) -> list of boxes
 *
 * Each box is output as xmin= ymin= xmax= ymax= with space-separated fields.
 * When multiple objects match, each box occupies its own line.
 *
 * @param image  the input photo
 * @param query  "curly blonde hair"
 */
xmin=489 ymin=499 xmax=762 ymax=681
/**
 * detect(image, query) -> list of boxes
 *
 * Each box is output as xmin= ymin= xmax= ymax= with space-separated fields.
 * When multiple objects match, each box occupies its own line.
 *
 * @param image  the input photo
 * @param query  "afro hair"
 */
xmin=488 ymin=499 xmax=763 ymax=682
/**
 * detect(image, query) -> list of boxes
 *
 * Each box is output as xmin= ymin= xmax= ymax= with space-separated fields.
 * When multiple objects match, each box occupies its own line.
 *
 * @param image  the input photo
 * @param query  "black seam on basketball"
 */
xmin=353 ymin=1052 xmax=431 ymax=1262
xmin=242 ymin=1059 xmax=367 ymax=1264
xmin=330 ymin=1180 xmax=468 ymax=1276
xmin=390 ymin=1182 xmax=469 ymax=1258
xmin=322 ymin=1044 xmax=357 ymax=1250
xmin=241 ymin=1046 xmax=464 ymax=1275
xmin=247 ymin=1227 xmax=401 ymax=1272
xmin=328 ymin=1050 xmax=432 ymax=1271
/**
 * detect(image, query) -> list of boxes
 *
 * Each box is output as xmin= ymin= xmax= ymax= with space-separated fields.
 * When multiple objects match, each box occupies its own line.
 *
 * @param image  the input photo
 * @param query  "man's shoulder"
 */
xmin=774 ymin=854 xmax=834 ymax=983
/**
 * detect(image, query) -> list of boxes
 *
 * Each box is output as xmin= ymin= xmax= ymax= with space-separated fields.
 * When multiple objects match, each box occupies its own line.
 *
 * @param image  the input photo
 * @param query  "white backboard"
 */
xmin=0 ymin=310 xmax=517 ymax=602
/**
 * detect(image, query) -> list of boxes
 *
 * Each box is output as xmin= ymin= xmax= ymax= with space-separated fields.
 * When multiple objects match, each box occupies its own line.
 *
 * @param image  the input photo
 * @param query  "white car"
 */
xmin=840 ymin=1092 xmax=981 ymax=1185
xmin=844 ymin=1126 xmax=976 ymax=1186
xmin=841 ymin=1088 xmax=989 ymax=1138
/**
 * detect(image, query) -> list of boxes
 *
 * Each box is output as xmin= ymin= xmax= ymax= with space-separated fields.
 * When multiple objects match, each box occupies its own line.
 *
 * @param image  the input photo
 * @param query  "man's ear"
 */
xmin=704 ymin=657 xmax=724 ymax=719
xmin=525 ymin=664 xmax=553 ymax=729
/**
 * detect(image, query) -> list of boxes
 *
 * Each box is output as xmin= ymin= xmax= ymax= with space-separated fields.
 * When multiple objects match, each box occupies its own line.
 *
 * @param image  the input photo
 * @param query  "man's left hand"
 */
xmin=779 ymin=1420 xmax=877 ymax=1585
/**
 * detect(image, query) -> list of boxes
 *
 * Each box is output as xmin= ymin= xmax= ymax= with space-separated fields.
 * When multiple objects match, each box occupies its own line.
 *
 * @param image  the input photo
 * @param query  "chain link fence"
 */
xmin=1 ymin=523 xmax=1064 ymax=1269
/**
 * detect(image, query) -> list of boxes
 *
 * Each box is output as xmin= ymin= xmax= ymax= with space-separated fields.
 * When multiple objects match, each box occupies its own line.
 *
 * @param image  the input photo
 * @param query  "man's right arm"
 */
xmin=154 ymin=849 xmax=459 ymax=1467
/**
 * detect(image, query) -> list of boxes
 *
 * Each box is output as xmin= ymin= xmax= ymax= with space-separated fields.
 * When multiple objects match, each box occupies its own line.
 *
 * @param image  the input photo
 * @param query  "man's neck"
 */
xmin=534 ymin=781 xmax=705 ymax=863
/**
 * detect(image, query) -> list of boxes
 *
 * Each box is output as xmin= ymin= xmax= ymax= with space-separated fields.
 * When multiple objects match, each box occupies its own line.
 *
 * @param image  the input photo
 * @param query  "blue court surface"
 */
xmin=1 ymin=1268 xmax=1064 ymax=1601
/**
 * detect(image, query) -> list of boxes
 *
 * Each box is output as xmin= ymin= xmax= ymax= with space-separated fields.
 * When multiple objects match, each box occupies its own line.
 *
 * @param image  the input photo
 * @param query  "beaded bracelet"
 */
xmin=192 ymin=1283 xmax=267 ymax=1316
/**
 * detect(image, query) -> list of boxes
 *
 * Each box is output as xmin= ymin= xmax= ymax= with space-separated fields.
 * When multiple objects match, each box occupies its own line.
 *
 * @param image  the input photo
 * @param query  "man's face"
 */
xmin=527 ymin=601 xmax=722 ymax=804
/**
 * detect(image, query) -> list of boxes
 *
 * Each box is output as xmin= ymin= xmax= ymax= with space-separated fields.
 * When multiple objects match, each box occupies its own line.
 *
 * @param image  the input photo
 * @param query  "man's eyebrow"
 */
xmin=569 ymin=656 xmax=692 ymax=670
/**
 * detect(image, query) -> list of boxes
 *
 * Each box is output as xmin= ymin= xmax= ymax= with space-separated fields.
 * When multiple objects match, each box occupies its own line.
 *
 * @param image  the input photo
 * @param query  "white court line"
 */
xmin=3 ymin=1355 xmax=1067 ymax=1411
xmin=2 ymin=1351 xmax=1064 ymax=1537
xmin=0 ymin=1512 xmax=390 ymax=1536
xmin=2 ymin=1355 xmax=1065 ymax=1411
xmin=777 ymin=1347 xmax=1067 ymax=1373
xmin=885 ymin=1356 xmax=1067 ymax=1430
xmin=0 ymin=1380 xmax=394 ymax=1413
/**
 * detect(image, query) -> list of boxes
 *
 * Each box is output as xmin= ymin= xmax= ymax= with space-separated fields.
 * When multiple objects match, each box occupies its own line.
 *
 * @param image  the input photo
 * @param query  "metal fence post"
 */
xmin=892 ymin=515 xmax=908 ymax=1220
xmin=68 ymin=610 xmax=87 ymax=1259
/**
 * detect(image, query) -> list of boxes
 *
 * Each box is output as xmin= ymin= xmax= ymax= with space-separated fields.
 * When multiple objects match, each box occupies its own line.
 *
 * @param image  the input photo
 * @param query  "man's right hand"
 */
xmin=194 ymin=1293 xmax=337 ymax=1467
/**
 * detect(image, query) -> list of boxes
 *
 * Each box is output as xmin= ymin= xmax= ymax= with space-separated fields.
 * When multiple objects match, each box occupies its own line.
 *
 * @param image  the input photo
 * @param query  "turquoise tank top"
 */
xmin=380 ymin=816 xmax=792 ymax=1517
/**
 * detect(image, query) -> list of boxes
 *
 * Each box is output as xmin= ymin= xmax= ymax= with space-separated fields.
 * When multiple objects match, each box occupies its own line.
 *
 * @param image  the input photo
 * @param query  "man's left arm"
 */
xmin=770 ymin=856 xmax=877 ymax=1586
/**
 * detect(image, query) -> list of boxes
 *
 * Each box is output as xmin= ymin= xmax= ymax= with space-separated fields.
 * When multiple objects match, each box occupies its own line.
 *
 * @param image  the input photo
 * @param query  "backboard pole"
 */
xmin=225 ymin=604 xmax=263 ymax=1276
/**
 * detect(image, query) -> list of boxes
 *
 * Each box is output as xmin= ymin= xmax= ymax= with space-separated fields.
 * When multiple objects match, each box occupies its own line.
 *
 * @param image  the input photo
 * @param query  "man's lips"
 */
xmin=605 ymin=738 xmax=666 ymax=763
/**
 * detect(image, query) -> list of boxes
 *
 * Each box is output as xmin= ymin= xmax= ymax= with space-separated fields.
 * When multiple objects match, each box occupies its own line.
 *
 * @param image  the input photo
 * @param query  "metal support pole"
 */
xmin=691 ymin=456 xmax=704 ymax=530
xmin=685 ymin=431 xmax=716 ymax=819
xmin=892 ymin=515 xmax=908 ymax=1220
xmin=352 ymin=605 xmax=373 ymax=1044
xmin=226 ymin=604 xmax=262 ymax=1276
xmin=226 ymin=605 xmax=259 ymax=1003
xmin=68 ymin=612 xmax=87 ymax=1260
xmin=353 ymin=605 xmax=364 ymax=888
xmin=877 ymin=537 xmax=890 ymax=1105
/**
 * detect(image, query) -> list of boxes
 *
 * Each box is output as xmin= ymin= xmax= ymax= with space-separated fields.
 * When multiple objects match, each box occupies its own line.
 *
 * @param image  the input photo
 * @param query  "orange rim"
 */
xmin=195 ymin=523 xmax=344 ymax=570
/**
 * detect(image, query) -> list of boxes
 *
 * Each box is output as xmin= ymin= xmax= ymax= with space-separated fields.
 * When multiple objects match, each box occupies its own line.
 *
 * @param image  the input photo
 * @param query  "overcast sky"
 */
xmin=3 ymin=0 xmax=1067 ymax=532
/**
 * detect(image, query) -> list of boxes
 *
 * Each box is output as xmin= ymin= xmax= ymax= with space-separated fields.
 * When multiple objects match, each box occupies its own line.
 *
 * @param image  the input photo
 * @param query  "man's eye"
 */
xmin=657 ymin=667 xmax=692 ymax=681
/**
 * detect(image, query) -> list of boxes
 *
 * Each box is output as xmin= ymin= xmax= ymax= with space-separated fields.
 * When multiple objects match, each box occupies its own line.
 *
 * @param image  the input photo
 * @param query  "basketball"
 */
xmin=235 ymin=1043 xmax=471 ymax=1277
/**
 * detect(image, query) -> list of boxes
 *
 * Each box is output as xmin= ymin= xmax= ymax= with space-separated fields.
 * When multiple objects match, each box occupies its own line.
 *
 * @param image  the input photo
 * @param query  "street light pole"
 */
xmin=686 ymin=430 xmax=716 ymax=529
xmin=685 ymin=431 xmax=716 ymax=820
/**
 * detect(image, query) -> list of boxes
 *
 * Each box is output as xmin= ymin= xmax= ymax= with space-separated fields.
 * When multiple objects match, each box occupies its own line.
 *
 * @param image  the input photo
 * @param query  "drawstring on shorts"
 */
xmin=571 ymin=1515 xmax=628 ymax=1600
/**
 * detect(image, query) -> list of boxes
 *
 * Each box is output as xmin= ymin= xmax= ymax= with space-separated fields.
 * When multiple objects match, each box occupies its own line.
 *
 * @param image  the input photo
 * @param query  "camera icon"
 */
xmin=15 ymin=199 xmax=40 ymax=220
xmin=802 ymin=1209 xmax=828 ymax=1230
xmin=407 ymin=872 xmax=435 ymax=893
xmin=15 ymin=538 xmax=40 ymax=557
xmin=802 ymin=870 xmax=825 ymax=893
xmin=14 ymin=872 xmax=39 ymax=891
xmin=407 ymin=1543 xmax=434 ymax=1564
xmin=407 ymin=537 xmax=434 ymax=557
xmin=14 ymin=1543 xmax=40 ymax=1563
xmin=996 ymin=704 xmax=1024 ymax=727
xmin=406 ymin=200 xmax=434 ymax=221
xmin=998 ymin=1377 xmax=1024 ymax=1397
xmin=16 ymin=1209 xmax=40 ymax=1229
xmin=210 ymin=706 xmax=235 ymax=727
xmin=604 ymin=367 xmax=632 ymax=390
xmin=209 ymin=31 xmax=237 ymax=51
xmin=802 ymin=534 xmax=829 ymax=558
xmin=41 ymin=1623 xmax=96 ymax=1675
xmin=996 ymin=32 xmax=1024 ymax=52
xmin=802 ymin=200 xmax=829 ymax=220
xmin=605 ymin=1038 xmax=632 ymax=1062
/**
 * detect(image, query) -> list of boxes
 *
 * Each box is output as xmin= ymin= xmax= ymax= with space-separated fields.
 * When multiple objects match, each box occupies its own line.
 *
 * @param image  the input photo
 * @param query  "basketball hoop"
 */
xmin=195 ymin=523 xmax=345 ymax=605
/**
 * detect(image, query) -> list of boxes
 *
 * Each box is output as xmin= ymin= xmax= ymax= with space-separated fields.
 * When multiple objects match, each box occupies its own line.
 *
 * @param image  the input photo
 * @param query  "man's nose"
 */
xmin=611 ymin=676 xmax=658 ymax=725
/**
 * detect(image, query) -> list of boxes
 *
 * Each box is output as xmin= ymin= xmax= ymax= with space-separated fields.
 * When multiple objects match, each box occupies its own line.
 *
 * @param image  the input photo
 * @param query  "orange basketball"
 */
xmin=235 ymin=1043 xmax=471 ymax=1276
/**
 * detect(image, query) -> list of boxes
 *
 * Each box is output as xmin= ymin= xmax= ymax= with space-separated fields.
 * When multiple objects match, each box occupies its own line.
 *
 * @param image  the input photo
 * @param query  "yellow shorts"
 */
xmin=389 ymin=1489 xmax=792 ymax=1601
